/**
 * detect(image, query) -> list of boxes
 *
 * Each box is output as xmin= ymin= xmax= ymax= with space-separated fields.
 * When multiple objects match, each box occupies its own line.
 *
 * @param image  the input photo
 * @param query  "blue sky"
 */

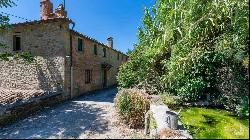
xmin=0 ymin=0 xmax=155 ymax=53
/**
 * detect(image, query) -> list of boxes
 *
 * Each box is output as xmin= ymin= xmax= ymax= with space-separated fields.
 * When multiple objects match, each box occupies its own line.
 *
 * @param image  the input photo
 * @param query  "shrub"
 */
xmin=149 ymin=112 xmax=157 ymax=129
xmin=236 ymin=96 xmax=249 ymax=118
xmin=160 ymin=94 xmax=182 ymax=110
xmin=215 ymin=66 xmax=249 ymax=116
xmin=114 ymin=88 xmax=150 ymax=128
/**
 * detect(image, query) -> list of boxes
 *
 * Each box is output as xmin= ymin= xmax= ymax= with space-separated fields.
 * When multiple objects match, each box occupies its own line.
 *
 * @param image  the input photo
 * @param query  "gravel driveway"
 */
xmin=0 ymin=87 xmax=143 ymax=139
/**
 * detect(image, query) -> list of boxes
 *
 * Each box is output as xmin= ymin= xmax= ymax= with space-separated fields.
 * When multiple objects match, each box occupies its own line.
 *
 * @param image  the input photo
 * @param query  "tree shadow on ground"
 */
xmin=0 ymin=95 xmax=110 ymax=139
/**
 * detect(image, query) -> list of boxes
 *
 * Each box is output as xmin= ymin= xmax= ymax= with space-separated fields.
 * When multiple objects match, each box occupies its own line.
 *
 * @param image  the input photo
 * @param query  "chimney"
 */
xmin=55 ymin=4 xmax=67 ymax=18
xmin=107 ymin=37 xmax=113 ymax=48
xmin=40 ymin=0 xmax=53 ymax=20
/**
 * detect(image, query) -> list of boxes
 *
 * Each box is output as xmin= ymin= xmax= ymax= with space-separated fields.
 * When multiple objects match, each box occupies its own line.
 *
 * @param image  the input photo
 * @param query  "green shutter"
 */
xmin=78 ymin=38 xmax=83 ymax=51
xmin=103 ymin=48 xmax=106 ymax=57
xmin=94 ymin=45 xmax=97 ymax=55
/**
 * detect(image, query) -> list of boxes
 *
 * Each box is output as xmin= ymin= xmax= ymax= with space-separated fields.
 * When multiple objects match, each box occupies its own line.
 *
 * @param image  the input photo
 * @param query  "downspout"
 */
xmin=70 ymin=21 xmax=75 ymax=99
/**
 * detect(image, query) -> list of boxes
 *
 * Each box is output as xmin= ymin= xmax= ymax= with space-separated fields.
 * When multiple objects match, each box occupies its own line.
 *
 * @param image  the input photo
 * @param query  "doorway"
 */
xmin=103 ymin=69 xmax=107 ymax=88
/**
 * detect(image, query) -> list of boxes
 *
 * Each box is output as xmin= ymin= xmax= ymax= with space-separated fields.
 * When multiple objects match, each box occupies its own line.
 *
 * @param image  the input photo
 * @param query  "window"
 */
xmin=103 ymin=48 xmax=106 ymax=57
xmin=85 ymin=70 xmax=92 ymax=84
xmin=13 ymin=35 xmax=21 ymax=51
xmin=94 ymin=44 xmax=97 ymax=55
xmin=78 ymin=38 xmax=83 ymax=51
xmin=117 ymin=53 xmax=119 ymax=60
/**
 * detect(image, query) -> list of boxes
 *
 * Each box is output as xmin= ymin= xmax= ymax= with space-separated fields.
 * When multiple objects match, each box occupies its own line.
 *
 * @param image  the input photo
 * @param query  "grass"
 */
xmin=179 ymin=107 xmax=249 ymax=139
xmin=149 ymin=112 xmax=157 ymax=129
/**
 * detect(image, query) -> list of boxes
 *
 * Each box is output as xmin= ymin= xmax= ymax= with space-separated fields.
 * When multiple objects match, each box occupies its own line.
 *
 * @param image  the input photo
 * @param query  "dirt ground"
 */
xmin=0 ymin=87 xmax=144 ymax=139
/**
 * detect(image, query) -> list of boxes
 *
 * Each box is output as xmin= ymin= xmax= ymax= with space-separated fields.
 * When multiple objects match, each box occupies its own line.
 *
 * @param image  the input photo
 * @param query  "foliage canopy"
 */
xmin=118 ymin=0 xmax=249 ymax=116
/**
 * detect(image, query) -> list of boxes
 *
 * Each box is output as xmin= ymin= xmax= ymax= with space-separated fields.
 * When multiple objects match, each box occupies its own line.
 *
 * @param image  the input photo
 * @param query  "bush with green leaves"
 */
xmin=117 ymin=0 xmax=249 ymax=116
xmin=114 ymin=88 xmax=150 ymax=128
xmin=160 ymin=94 xmax=182 ymax=110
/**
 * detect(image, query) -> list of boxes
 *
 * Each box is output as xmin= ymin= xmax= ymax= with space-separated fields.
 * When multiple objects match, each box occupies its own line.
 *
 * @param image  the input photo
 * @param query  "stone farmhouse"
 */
xmin=0 ymin=0 xmax=127 ymax=124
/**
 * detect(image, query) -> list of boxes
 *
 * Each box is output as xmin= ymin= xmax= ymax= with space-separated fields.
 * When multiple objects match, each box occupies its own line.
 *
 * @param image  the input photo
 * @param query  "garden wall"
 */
xmin=0 ymin=91 xmax=67 ymax=126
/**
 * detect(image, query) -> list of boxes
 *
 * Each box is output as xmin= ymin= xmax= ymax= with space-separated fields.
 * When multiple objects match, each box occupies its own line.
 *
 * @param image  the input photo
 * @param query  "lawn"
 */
xmin=179 ymin=107 xmax=249 ymax=139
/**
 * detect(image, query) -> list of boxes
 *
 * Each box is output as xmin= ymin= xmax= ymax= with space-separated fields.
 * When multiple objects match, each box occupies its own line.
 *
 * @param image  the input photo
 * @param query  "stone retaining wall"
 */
xmin=145 ymin=95 xmax=193 ymax=139
xmin=0 ymin=91 xmax=68 ymax=126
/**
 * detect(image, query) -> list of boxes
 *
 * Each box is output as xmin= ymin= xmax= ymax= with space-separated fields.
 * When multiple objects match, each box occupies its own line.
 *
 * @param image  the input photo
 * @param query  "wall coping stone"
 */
xmin=0 ymin=91 xmax=62 ymax=113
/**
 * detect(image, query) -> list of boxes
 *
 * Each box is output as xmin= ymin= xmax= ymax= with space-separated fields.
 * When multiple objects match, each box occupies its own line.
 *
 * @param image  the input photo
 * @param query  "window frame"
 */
xmin=94 ymin=44 xmax=98 ymax=55
xmin=13 ymin=34 xmax=21 ymax=51
xmin=103 ymin=48 xmax=106 ymax=57
xmin=77 ymin=38 xmax=83 ymax=52
xmin=85 ymin=69 xmax=92 ymax=84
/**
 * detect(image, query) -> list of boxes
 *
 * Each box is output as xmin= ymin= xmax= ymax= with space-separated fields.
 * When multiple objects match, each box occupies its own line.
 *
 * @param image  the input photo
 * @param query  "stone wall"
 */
xmin=71 ymin=32 xmax=127 ymax=97
xmin=0 ymin=19 xmax=72 ymax=126
xmin=0 ymin=18 xmax=128 ymax=124
xmin=0 ymin=92 xmax=66 ymax=126
xmin=0 ymin=20 xmax=70 ymax=104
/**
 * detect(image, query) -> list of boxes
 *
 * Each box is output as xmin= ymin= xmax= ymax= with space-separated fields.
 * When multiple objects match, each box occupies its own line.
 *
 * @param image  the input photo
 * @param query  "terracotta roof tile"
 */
xmin=11 ymin=18 xmax=73 ymax=26
xmin=0 ymin=88 xmax=45 ymax=105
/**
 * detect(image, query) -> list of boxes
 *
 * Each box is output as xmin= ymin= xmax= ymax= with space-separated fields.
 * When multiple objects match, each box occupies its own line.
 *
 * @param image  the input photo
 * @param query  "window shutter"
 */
xmin=94 ymin=45 xmax=97 ymax=55
xmin=78 ymin=38 xmax=83 ymax=51
xmin=13 ymin=35 xmax=16 ymax=51
xmin=103 ymin=48 xmax=106 ymax=57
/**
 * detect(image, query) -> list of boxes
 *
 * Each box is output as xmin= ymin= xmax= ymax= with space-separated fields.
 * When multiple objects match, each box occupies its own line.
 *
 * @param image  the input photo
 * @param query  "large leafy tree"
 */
xmin=118 ymin=0 xmax=249 ymax=116
xmin=0 ymin=0 xmax=15 ymax=7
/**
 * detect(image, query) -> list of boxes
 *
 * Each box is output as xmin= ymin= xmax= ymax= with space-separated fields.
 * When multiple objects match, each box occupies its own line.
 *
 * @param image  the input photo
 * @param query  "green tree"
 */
xmin=118 ymin=0 xmax=249 ymax=116
xmin=0 ymin=0 xmax=15 ymax=7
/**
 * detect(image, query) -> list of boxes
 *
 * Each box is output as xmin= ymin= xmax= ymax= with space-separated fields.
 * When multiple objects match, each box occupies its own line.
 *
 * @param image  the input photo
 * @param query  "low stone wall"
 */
xmin=145 ymin=95 xmax=193 ymax=139
xmin=0 ymin=91 xmax=68 ymax=126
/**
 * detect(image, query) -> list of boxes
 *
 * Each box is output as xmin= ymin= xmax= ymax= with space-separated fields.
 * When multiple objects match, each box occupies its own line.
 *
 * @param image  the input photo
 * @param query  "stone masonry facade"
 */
xmin=70 ymin=30 xmax=127 ymax=97
xmin=0 ymin=0 xmax=127 ymax=125
xmin=0 ymin=19 xmax=69 ymax=93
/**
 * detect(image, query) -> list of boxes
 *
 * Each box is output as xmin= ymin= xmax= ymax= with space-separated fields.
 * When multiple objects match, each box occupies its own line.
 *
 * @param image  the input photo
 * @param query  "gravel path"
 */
xmin=0 ymin=87 xmax=143 ymax=139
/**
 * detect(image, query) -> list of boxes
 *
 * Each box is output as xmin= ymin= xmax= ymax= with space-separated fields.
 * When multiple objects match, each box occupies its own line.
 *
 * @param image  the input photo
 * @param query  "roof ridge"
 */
xmin=11 ymin=18 xmax=73 ymax=26
xmin=9 ymin=18 xmax=127 ymax=56
xmin=70 ymin=29 xmax=127 ymax=56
